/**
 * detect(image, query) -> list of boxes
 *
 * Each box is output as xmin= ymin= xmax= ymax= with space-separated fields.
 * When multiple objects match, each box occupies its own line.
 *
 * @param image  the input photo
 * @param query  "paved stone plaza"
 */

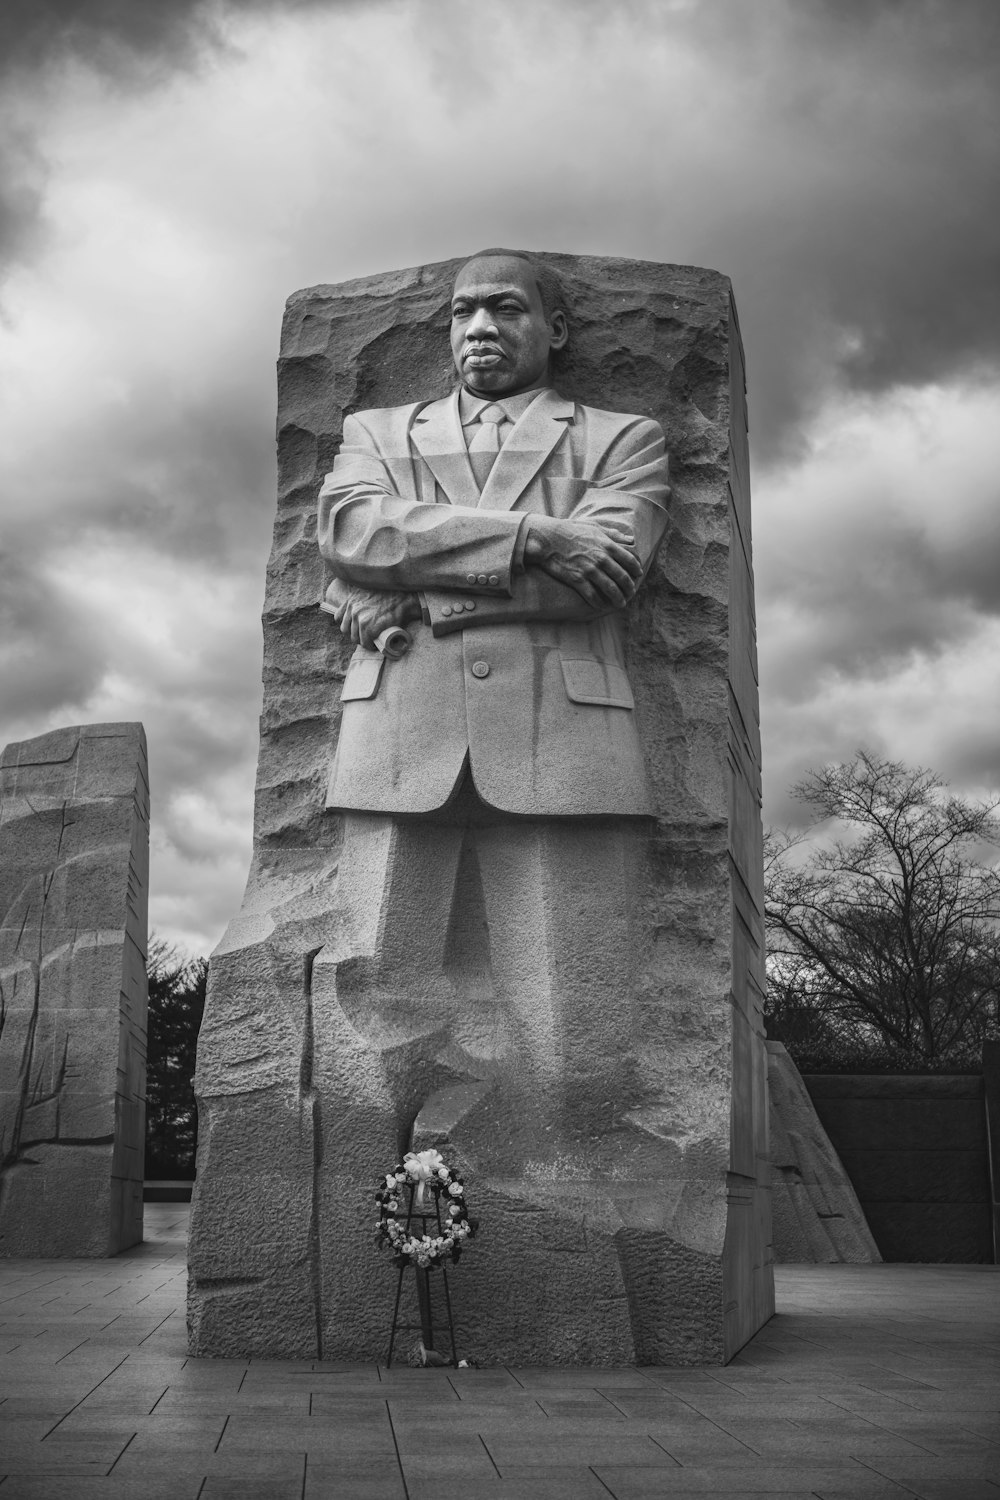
xmin=0 ymin=1205 xmax=996 ymax=1499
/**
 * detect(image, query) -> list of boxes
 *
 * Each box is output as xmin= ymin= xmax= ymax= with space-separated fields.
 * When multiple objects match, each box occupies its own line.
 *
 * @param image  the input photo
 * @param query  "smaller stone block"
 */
xmin=0 ymin=723 xmax=149 ymax=1256
xmin=767 ymin=1044 xmax=880 ymax=1264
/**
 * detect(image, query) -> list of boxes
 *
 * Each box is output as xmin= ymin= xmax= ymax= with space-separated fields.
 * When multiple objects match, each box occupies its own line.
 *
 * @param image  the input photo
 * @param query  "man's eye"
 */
xmin=452 ymin=306 xmax=470 ymax=319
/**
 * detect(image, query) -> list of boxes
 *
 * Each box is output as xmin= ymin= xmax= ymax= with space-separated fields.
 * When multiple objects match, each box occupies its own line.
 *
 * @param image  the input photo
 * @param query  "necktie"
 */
xmin=468 ymin=403 xmax=507 ymax=490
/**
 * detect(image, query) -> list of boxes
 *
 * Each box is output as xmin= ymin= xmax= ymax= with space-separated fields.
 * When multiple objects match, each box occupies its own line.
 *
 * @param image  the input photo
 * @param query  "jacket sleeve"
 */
xmin=422 ymin=417 xmax=670 ymax=635
xmin=318 ymin=412 xmax=527 ymax=595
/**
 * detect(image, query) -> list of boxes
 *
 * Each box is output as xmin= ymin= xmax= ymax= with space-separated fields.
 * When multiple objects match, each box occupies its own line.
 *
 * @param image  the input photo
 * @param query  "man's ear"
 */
xmin=549 ymin=310 xmax=569 ymax=352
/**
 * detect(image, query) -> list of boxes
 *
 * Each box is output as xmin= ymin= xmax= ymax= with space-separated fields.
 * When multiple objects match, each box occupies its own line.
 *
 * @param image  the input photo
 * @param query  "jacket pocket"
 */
xmin=340 ymin=649 xmax=385 ymax=702
xmin=560 ymin=656 xmax=635 ymax=709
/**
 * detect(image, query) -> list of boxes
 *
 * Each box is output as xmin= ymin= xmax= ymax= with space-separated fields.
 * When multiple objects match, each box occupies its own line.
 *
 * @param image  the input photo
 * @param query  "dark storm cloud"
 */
xmin=0 ymin=0 xmax=213 ymax=77
xmin=409 ymin=0 xmax=1000 ymax=454
xmin=693 ymin=0 xmax=1000 ymax=451
xmin=0 ymin=0 xmax=360 ymax=76
xmin=0 ymin=0 xmax=357 ymax=271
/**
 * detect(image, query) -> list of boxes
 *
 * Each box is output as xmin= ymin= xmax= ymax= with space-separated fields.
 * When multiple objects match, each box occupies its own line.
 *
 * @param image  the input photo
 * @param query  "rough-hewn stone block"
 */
xmin=0 ymin=723 xmax=149 ymax=1256
xmin=189 ymin=255 xmax=773 ymax=1362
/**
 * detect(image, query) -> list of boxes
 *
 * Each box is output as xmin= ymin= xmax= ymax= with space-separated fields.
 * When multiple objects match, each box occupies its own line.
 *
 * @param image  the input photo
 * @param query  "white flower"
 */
xmin=394 ymin=1172 xmax=406 ymax=1185
xmin=437 ymin=1166 xmax=449 ymax=1180
xmin=386 ymin=1199 xmax=399 ymax=1212
xmin=405 ymin=1148 xmax=446 ymax=1182
xmin=448 ymin=1203 xmax=462 ymax=1217
xmin=448 ymin=1182 xmax=464 ymax=1197
xmin=385 ymin=1174 xmax=396 ymax=1190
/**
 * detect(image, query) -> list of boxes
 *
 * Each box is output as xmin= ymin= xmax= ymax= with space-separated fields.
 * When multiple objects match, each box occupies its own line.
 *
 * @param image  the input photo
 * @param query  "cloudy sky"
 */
xmin=1 ymin=0 xmax=998 ymax=956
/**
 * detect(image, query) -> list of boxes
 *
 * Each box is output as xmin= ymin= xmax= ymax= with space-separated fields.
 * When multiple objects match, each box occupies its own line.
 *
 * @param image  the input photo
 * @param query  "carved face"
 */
xmin=450 ymin=255 xmax=568 ymax=397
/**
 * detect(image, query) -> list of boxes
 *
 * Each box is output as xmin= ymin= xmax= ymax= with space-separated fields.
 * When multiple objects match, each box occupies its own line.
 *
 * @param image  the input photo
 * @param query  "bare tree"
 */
xmin=765 ymin=749 xmax=1000 ymax=1065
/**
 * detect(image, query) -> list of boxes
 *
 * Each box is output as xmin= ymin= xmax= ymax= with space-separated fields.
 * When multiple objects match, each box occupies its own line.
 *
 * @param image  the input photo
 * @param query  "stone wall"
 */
xmin=189 ymin=254 xmax=773 ymax=1362
xmin=805 ymin=1074 xmax=992 ymax=1262
xmin=0 ymin=723 xmax=149 ymax=1256
xmin=985 ymin=1042 xmax=1000 ymax=1261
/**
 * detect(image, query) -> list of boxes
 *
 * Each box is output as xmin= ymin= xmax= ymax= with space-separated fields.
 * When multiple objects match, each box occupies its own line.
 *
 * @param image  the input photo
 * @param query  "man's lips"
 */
xmin=463 ymin=345 xmax=504 ymax=365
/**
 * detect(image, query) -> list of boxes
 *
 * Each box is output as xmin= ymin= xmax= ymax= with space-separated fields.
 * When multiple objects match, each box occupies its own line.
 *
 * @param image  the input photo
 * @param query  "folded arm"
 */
xmin=318 ymin=410 xmax=669 ymax=641
xmin=423 ymin=419 xmax=670 ymax=634
xmin=422 ymin=496 xmax=666 ymax=634
xmin=318 ymin=414 xmax=526 ymax=594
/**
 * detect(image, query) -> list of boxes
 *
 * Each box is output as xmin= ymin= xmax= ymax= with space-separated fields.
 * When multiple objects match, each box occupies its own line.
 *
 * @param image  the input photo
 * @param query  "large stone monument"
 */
xmin=0 ymin=723 xmax=149 ymax=1256
xmin=189 ymin=252 xmax=773 ymax=1363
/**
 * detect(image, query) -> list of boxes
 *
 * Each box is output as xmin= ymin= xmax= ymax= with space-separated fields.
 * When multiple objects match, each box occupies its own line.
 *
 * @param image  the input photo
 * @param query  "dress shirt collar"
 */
xmin=458 ymin=384 xmax=549 ymax=427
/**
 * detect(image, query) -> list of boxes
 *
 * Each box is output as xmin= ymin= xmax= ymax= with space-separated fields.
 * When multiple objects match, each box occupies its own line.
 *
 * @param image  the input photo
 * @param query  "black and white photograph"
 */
xmin=0 ymin=2 xmax=997 ymax=1496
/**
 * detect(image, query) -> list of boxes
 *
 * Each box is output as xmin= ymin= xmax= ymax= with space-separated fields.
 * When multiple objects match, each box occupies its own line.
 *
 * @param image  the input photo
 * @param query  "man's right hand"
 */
xmin=522 ymin=516 xmax=643 ymax=609
xmin=324 ymin=581 xmax=422 ymax=650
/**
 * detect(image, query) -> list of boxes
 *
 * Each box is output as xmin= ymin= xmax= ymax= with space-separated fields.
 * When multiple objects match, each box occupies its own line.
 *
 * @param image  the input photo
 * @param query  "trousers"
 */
xmin=318 ymin=768 xmax=650 ymax=1149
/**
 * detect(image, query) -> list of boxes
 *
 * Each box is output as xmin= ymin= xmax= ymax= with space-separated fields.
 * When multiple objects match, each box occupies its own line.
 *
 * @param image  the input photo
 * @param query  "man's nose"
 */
xmin=466 ymin=307 xmax=498 ymax=339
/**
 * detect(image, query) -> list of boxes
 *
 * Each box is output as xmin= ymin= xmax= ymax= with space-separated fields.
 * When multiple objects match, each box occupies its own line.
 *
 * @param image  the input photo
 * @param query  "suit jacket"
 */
xmin=317 ymin=387 xmax=669 ymax=816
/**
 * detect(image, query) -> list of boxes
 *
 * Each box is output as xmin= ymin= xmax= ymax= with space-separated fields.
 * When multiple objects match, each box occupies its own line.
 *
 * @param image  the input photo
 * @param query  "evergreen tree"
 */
xmin=145 ymin=938 xmax=207 ymax=1179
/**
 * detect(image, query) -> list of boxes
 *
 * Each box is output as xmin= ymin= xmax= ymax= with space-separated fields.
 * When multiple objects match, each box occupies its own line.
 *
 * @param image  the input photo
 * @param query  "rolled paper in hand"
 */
xmin=375 ymin=625 xmax=411 ymax=659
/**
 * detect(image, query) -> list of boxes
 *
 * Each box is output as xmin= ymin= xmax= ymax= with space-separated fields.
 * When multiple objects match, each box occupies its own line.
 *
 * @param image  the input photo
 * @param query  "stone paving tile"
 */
xmin=707 ymin=1416 xmax=935 ymax=1452
xmin=0 ymin=1441 xmax=127 ymax=1477
xmin=958 ymin=1414 xmax=1000 ymax=1440
xmin=0 ymin=1479 xmax=205 ymax=1499
xmin=219 ymin=1416 xmax=399 ymax=1457
xmin=389 ymin=1408 xmax=553 ymax=1435
xmin=407 ymin=1470 xmax=611 ymax=1499
xmin=505 ymin=1365 xmax=656 ymax=1389
xmin=307 ymin=1477 xmax=407 ymax=1500
xmin=446 ymin=1366 xmax=527 ymax=1389
xmin=201 ymin=1482 xmax=305 ymax=1500
xmin=484 ymin=1430 xmax=684 ymax=1468
xmin=859 ymin=1450 xmax=1000 ymax=1487
xmin=594 ymin=1464 xmax=910 ymax=1495
xmin=156 ymin=1393 xmax=311 ymax=1420
xmin=401 ymin=1444 xmax=500 ymax=1480
xmin=108 ymin=1446 xmax=308 ymax=1482
xmin=53 ymin=1413 xmax=227 ymax=1445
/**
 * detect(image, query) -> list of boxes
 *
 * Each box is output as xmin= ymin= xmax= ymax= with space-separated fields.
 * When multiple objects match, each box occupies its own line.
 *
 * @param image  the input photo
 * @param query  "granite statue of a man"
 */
xmin=316 ymin=250 xmax=669 ymax=1153
xmin=189 ymin=248 xmax=773 ymax=1366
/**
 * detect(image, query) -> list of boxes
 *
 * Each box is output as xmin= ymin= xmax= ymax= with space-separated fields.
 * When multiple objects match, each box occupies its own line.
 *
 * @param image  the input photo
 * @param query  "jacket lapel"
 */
xmin=409 ymin=391 xmax=481 ymax=510
xmin=478 ymin=389 xmax=575 ymax=512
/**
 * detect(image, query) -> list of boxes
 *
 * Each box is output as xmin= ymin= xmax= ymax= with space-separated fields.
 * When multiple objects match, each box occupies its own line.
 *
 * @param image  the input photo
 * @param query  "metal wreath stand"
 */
xmin=382 ymin=1175 xmax=469 ymax=1367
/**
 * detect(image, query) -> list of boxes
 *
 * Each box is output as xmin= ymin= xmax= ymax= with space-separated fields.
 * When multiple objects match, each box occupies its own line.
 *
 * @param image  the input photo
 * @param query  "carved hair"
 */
xmin=459 ymin=248 xmax=568 ymax=323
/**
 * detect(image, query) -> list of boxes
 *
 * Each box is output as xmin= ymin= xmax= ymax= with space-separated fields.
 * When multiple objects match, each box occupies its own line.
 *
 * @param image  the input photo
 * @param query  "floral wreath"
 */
xmin=375 ymin=1148 xmax=478 ymax=1269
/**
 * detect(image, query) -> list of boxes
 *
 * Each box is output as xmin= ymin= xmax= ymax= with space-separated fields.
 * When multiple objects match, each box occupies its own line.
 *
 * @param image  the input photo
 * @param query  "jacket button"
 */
xmin=467 ymin=573 xmax=477 ymax=583
xmin=488 ymin=574 xmax=499 ymax=586
xmin=471 ymin=660 xmax=490 ymax=678
xmin=463 ymin=600 xmax=476 ymax=611
xmin=441 ymin=605 xmax=453 ymax=617
xmin=477 ymin=573 xmax=488 ymax=584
